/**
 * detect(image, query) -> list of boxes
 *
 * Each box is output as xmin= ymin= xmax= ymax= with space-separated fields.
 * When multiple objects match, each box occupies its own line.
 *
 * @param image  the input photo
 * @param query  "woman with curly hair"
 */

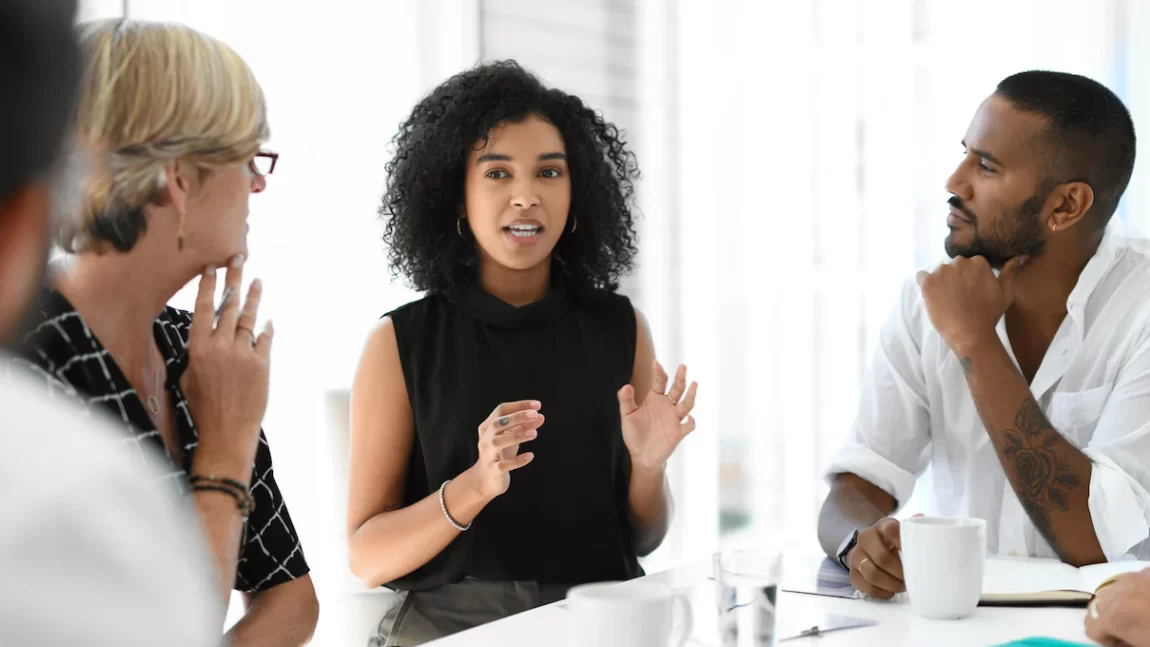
xmin=347 ymin=60 xmax=699 ymax=645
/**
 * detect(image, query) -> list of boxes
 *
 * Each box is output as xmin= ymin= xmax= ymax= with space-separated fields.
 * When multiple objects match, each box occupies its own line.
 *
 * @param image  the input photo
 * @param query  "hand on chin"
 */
xmin=916 ymin=255 xmax=1026 ymax=353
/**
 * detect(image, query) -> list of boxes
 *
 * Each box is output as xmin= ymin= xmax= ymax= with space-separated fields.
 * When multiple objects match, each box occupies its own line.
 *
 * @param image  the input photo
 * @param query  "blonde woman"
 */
xmin=16 ymin=19 xmax=318 ymax=645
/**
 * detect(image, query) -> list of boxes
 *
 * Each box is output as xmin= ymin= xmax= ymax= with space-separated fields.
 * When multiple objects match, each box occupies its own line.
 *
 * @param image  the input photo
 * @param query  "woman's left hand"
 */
xmin=618 ymin=362 xmax=698 ymax=471
xmin=1086 ymin=568 xmax=1150 ymax=647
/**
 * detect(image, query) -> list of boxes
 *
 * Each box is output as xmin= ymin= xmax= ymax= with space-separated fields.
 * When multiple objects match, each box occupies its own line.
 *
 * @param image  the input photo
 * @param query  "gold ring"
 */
xmin=858 ymin=557 xmax=870 ymax=572
xmin=1095 ymin=574 xmax=1124 ymax=593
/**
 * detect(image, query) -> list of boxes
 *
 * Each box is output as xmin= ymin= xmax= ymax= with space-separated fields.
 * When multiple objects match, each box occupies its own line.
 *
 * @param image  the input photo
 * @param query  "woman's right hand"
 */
xmin=181 ymin=258 xmax=274 ymax=482
xmin=467 ymin=400 xmax=544 ymax=500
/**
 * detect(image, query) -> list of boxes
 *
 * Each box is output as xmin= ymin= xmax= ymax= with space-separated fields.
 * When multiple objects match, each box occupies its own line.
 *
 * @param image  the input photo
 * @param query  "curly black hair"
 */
xmin=380 ymin=60 xmax=640 ymax=294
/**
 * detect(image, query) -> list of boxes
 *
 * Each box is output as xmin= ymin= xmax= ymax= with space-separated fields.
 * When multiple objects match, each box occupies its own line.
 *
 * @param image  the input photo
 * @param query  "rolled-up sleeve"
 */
xmin=826 ymin=278 xmax=933 ymax=510
xmin=1082 ymin=336 xmax=1150 ymax=560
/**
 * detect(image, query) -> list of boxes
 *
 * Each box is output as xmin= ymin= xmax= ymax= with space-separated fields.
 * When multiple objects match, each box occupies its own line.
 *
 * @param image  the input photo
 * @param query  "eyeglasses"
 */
xmin=249 ymin=150 xmax=278 ymax=177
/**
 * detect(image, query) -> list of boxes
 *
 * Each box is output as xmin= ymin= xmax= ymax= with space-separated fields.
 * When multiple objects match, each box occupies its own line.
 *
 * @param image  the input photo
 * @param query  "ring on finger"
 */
xmin=1089 ymin=599 xmax=1100 ymax=620
xmin=236 ymin=325 xmax=256 ymax=347
xmin=498 ymin=416 xmax=510 ymax=427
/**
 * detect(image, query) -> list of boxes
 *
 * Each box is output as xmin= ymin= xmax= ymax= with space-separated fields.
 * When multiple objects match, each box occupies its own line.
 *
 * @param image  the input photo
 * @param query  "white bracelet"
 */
xmin=439 ymin=479 xmax=471 ymax=531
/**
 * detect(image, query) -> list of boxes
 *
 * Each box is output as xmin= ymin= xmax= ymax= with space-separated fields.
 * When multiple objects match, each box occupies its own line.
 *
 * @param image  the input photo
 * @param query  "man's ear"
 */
xmin=1046 ymin=181 xmax=1095 ymax=232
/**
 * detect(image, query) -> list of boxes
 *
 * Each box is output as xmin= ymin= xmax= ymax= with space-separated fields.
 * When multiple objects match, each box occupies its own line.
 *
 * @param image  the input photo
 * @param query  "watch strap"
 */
xmin=837 ymin=528 xmax=860 ymax=570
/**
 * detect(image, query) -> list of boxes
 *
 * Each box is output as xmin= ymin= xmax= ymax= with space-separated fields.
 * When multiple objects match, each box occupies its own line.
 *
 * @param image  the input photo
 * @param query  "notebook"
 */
xmin=980 ymin=556 xmax=1150 ymax=607
xmin=780 ymin=558 xmax=860 ymax=600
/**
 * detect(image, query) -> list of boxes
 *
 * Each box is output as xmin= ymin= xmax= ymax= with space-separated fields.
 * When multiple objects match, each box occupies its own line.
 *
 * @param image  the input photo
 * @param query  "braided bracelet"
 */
xmin=189 ymin=474 xmax=249 ymax=494
xmin=439 ymin=479 xmax=471 ymax=531
xmin=189 ymin=474 xmax=256 ymax=516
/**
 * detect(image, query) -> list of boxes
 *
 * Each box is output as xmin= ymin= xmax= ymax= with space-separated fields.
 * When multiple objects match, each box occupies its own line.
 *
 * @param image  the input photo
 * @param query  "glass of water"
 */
xmin=713 ymin=548 xmax=782 ymax=647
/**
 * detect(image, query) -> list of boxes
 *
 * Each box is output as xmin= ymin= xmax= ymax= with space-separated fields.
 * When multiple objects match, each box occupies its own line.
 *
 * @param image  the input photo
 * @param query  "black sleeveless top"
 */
xmin=386 ymin=277 xmax=643 ymax=591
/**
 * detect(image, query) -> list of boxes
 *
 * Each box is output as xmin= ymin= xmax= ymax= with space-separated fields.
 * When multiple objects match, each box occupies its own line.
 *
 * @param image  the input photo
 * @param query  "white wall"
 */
xmin=77 ymin=0 xmax=121 ymax=21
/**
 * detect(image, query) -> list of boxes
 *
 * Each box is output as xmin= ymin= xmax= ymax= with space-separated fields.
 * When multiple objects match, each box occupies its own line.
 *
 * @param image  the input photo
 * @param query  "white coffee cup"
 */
xmin=900 ymin=516 xmax=987 ymax=619
xmin=567 ymin=581 xmax=694 ymax=647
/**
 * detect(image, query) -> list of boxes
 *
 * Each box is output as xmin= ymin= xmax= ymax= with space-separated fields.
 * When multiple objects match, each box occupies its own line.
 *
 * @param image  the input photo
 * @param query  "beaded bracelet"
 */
xmin=439 ymin=479 xmax=471 ymax=531
xmin=189 ymin=474 xmax=256 ymax=516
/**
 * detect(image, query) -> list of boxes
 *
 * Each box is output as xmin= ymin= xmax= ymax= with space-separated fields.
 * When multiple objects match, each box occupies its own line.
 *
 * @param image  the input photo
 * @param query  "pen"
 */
xmin=170 ymin=285 xmax=235 ymax=372
xmin=214 ymin=286 xmax=234 ymax=324
xmin=778 ymin=625 xmax=823 ymax=643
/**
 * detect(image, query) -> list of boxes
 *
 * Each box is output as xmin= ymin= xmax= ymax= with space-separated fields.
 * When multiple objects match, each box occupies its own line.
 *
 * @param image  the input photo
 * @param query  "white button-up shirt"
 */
xmin=828 ymin=222 xmax=1150 ymax=561
xmin=0 ymin=359 xmax=220 ymax=645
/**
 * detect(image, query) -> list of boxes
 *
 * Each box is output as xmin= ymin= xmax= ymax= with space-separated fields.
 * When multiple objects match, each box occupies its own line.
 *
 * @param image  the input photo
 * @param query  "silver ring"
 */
xmin=1089 ymin=599 xmax=1100 ymax=620
xmin=236 ymin=325 xmax=255 ymax=348
xmin=498 ymin=416 xmax=510 ymax=427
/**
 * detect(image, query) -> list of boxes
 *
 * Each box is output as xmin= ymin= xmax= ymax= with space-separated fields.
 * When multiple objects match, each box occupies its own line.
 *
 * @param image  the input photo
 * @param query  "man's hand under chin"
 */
xmin=916 ymin=255 xmax=1027 ymax=356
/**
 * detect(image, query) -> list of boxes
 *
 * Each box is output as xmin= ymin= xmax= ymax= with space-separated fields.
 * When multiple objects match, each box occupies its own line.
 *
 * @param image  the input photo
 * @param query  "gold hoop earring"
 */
xmin=1052 ymin=224 xmax=1059 ymax=232
xmin=457 ymin=216 xmax=465 ymax=238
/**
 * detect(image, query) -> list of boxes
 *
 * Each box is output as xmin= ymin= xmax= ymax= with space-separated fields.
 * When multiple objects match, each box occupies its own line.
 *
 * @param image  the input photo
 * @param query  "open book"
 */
xmin=981 ymin=556 xmax=1150 ymax=607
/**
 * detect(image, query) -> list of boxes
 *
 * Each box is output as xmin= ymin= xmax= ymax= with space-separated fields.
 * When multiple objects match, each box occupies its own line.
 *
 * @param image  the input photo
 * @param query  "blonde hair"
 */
xmin=62 ymin=19 xmax=269 ymax=252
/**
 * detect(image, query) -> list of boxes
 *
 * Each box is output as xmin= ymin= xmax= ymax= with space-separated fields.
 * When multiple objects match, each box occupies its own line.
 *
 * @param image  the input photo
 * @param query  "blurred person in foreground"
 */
xmin=15 ymin=19 xmax=317 ymax=646
xmin=0 ymin=1 xmax=219 ymax=644
xmin=347 ymin=61 xmax=698 ymax=645
xmin=819 ymin=71 xmax=1150 ymax=598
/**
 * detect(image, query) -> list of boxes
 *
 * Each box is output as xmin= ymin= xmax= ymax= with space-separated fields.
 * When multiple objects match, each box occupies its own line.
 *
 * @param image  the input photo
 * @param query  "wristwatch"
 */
xmin=836 ymin=529 xmax=860 ymax=571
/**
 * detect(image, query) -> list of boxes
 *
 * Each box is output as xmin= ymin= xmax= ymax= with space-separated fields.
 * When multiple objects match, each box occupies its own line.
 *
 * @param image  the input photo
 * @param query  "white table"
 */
xmin=425 ymin=557 xmax=1096 ymax=646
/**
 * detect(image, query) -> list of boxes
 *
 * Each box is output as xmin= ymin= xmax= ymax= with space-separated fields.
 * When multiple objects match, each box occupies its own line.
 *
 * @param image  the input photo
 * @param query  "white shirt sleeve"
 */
xmin=826 ymin=278 xmax=933 ymax=509
xmin=1081 ymin=331 xmax=1150 ymax=560
xmin=0 ymin=371 xmax=222 ymax=646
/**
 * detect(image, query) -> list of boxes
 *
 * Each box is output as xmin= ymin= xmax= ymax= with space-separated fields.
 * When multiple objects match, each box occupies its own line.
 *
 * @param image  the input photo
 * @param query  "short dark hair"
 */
xmin=380 ymin=60 xmax=640 ymax=295
xmin=995 ymin=71 xmax=1136 ymax=228
xmin=0 ymin=0 xmax=80 ymax=203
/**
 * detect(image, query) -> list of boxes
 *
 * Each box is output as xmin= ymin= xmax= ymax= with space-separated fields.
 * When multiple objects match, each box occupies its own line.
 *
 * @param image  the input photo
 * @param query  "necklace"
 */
xmin=144 ymin=351 xmax=164 ymax=416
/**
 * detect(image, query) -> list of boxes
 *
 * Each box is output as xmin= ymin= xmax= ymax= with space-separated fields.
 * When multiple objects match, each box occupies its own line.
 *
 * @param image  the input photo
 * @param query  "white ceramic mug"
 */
xmin=567 ymin=581 xmax=694 ymax=647
xmin=900 ymin=516 xmax=987 ymax=619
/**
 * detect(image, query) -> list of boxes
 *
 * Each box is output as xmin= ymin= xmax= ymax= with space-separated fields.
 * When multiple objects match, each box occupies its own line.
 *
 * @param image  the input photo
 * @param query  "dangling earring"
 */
xmin=457 ymin=216 xmax=466 ymax=238
xmin=161 ymin=169 xmax=184 ymax=250
xmin=568 ymin=217 xmax=577 ymax=234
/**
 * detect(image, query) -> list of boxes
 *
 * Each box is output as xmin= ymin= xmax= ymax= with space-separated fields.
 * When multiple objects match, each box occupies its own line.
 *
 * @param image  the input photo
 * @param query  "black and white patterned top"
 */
xmin=16 ymin=289 xmax=309 ymax=594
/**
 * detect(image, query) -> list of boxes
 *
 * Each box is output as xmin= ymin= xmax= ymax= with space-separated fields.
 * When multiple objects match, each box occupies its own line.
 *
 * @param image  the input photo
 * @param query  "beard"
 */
xmin=944 ymin=192 xmax=1047 ymax=268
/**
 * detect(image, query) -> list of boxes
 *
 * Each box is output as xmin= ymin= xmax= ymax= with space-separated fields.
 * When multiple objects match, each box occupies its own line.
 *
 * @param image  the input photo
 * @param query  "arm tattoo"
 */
xmin=1002 ymin=398 xmax=1082 ymax=546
